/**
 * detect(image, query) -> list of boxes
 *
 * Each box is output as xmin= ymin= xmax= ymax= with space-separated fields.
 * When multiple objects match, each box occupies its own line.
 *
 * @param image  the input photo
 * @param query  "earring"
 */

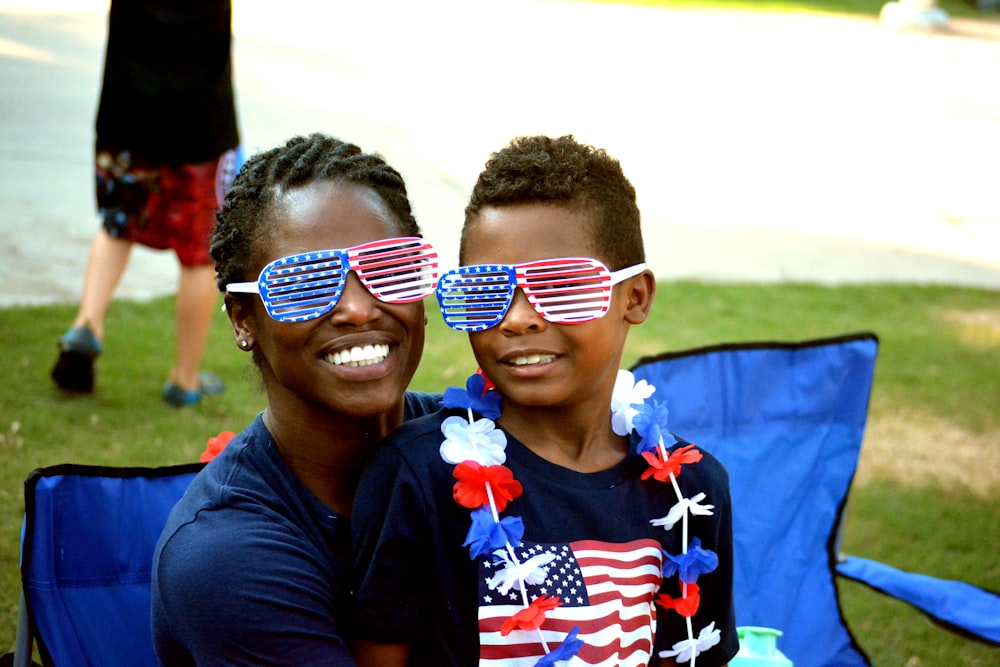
xmin=240 ymin=340 xmax=249 ymax=348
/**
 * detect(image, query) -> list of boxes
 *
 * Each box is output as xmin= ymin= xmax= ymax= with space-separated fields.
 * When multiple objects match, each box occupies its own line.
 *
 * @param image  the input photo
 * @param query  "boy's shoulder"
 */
xmin=360 ymin=408 xmax=462 ymax=493
xmin=403 ymin=390 xmax=442 ymax=420
xmin=672 ymin=434 xmax=731 ymax=493
xmin=390 ymin=406 xmax=448 ymax=439
xmin=381 ymin=407 xmax=456 ymax=465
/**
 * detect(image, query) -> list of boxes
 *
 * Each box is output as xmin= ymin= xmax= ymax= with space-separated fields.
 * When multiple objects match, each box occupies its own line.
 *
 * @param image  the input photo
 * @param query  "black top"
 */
xmin=95 ymin=0 xmax=239 ymax=163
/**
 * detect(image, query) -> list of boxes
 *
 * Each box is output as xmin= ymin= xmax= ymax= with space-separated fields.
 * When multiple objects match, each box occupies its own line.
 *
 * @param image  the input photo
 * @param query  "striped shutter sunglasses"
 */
xmin=436 ymin=257 xmax=646 ymax=332
xmin=226 ymin=236 xmax=439 ymax=323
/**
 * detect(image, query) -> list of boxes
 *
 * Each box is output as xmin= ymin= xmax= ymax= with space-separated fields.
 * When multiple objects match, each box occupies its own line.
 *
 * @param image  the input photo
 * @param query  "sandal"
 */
xmin=162 ymin=371 xmax=225 ymax=408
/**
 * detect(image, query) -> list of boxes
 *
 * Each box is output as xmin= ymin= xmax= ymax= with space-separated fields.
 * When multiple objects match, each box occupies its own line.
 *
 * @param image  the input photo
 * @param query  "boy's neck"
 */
xmin=498 ymin=404 xmax=629 ymax=473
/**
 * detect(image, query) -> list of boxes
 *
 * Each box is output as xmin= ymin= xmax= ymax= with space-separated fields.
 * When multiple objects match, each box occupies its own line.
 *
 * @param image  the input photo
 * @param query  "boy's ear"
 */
xmin=623 ymin=269 xmax=656 ymax=325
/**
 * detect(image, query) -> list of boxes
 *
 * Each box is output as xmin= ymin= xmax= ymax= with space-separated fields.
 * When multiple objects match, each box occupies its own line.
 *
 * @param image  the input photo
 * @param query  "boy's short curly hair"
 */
xmin=462 ymin=135 xmax=644 ymax=270
xmin=211 ymin=133 xmax=420 ymax=292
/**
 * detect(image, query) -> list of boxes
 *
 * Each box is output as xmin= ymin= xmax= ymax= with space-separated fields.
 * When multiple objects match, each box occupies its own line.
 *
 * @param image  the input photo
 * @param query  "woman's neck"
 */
xmin=262 ymin=400 xmax=403 ymax=516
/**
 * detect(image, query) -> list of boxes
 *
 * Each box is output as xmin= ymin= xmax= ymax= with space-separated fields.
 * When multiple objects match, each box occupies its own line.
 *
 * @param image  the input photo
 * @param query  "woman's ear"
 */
xmin=226 ymin=294 xmax=255 ymax=350
xmin=623 ymin=269 xmax=656 ymax=325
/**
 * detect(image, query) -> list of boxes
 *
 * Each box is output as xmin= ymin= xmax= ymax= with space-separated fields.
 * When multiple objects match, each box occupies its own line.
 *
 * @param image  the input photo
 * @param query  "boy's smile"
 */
xmin=506 ymin=353 xmax=557 ymax=366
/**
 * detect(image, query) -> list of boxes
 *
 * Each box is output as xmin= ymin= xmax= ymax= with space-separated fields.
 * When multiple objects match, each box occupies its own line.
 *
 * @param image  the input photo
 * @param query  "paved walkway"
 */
xmin=2 ymin=0 xmax=999 ymax=306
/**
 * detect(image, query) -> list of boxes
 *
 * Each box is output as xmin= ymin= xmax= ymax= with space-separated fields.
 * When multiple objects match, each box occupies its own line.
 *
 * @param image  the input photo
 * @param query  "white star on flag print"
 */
xmin=477 ymin=538 xmax=663 ymax=666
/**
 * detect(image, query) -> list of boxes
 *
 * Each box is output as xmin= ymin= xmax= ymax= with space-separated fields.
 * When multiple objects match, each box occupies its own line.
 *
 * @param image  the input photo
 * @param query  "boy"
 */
xmin=353 ymin=135 xmax=737 ymax=666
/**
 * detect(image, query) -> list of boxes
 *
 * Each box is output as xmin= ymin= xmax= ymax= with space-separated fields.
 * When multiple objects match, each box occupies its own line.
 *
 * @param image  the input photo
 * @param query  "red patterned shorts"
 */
xmin=95 ymin=148 xmax=240 ymax=266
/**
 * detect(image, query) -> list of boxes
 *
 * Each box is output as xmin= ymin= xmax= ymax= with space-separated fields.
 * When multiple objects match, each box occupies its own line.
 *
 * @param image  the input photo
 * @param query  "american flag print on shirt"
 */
xmin=477 ymin=538 xmax=663 ymax=666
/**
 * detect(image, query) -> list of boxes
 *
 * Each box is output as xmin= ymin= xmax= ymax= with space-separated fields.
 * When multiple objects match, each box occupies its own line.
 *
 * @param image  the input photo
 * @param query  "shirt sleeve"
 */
xmin=153 ymin=507 xmax=357 ymax=666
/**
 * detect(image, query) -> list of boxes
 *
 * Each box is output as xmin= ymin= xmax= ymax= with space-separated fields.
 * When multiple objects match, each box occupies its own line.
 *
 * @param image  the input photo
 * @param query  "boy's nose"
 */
xmin=499 ymin=288 xmax=544 ymax=334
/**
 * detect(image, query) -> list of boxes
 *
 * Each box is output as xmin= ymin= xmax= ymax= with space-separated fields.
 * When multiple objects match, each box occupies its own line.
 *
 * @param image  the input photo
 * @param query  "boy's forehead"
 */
xmin=463 ymin=203 xmax=603 ymax=265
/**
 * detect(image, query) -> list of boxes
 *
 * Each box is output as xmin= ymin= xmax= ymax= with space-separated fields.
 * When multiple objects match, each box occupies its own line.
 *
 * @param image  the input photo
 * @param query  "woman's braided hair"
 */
xmin=211 ymin=133 xmax=420 ymax=292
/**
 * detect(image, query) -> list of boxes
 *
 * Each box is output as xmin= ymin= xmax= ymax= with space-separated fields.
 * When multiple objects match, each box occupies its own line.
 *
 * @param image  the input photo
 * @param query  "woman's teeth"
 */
xmin=328 ymin=344 xmax=390 ymax=367
xmin=508 ymin=354 xmax=555 ymax=366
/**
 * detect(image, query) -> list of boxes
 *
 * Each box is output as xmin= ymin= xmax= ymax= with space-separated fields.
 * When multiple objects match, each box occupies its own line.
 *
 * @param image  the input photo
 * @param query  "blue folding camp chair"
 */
xmin=10 ymin=463 xmax=202 ymax=667
xmin=9 ymin=334 xmax=997 ymax=666
xmin=630 ymin=332 xmax=1000 ymax=667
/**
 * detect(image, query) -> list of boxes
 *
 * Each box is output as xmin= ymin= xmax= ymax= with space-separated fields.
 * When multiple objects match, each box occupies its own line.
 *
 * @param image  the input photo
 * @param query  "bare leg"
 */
xmin=168 ymin=263 xmax=217 ymax=391
xmin=72 ymin=229 xmax=133 ymax=341
xmin=52 ymin=229 xmax=133 ymax=391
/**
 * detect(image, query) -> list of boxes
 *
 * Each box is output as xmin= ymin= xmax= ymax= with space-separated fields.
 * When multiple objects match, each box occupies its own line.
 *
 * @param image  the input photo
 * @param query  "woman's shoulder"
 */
xmin=163 ymin=417 xmax=306 ymax=539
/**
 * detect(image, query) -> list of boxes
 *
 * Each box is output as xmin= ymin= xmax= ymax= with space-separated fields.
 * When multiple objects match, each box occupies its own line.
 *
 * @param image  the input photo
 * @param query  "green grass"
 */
xmin=2 ymin=282 xmax=998 ymax=664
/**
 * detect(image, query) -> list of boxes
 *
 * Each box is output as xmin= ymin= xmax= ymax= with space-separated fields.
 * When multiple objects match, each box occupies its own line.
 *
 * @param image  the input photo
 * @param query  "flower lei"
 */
xmin=201 ymin=430 xmax=236 ymax=462
xmin=439 ymin=369 xmax=722 ymax=666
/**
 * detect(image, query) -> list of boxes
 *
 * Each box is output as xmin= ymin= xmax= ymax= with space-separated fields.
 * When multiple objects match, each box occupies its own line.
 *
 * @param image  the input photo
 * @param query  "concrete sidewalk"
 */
xmin=1 ymin=0 xmax=998 ymax=307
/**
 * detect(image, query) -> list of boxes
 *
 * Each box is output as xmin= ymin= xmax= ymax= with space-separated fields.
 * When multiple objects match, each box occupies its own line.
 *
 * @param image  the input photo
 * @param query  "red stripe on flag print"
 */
xmin=478 ymin=539 xmax=663 ymax=666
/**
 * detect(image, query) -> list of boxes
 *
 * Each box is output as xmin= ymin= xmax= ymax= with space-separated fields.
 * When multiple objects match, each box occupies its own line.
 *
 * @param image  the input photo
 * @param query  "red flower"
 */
xmin=200 ymin=431 xmax=236 ymax=462
xmin=640 ymin=443 xmax=703 ymax=482
xmin=453 ymin=461 xmax=523 ymax=511
xmin=656 ymin=582 xmax=701 ymax=618
xmin=501 ymin=595 xmax=562 ymax=636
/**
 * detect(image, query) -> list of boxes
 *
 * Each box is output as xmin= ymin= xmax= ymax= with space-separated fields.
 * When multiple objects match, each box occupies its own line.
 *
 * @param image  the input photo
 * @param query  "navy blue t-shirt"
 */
xmin=353 ymin=407 xmax=739 ymax=666
xmin=151 ymin=392 xmax=439 ymax=666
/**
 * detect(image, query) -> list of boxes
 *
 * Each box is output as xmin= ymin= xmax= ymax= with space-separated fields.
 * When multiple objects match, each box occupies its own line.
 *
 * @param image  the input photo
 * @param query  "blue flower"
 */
xmin=662 ymin=537 xmax=719 ymax=584
xmin=463 ymin=507 xmax=524 ymax=558
xmin=535 ymin=626 xmax=583 ymax=666
xmin=632 ymin=400 xmax=678 ymax=453
xmin=442 ymin=373 xmax=502 ymax=419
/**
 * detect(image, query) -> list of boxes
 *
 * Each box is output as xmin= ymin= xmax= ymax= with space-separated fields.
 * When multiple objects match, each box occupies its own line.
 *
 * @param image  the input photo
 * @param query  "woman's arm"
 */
xmin=154 ymin=511 xmax=357 ymax=665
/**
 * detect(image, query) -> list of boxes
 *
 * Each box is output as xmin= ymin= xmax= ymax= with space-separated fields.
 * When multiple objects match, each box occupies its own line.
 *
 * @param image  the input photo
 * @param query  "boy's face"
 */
xmin=462 ymin=203 xmax=650 ymax=416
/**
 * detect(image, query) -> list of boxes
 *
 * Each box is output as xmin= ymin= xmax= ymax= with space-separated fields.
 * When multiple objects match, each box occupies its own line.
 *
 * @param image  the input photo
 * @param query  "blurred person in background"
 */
xmin=51 ymin=0 xmax=241 ymax=407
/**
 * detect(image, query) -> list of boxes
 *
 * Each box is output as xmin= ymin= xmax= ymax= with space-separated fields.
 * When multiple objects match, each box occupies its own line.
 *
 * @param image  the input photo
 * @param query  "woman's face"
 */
xmin=233 ymin=180 xmax=426 ymax=420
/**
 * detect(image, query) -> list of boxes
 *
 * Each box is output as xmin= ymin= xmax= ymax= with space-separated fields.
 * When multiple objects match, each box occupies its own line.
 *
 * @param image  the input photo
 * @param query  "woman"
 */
xmin=151 ymin=134 xmax=440 ymax=665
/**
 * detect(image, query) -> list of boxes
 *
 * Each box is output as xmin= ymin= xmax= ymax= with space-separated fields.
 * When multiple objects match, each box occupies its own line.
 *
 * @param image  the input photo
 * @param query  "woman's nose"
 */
xmin=329 ymin=271 xmax=381 ymax=324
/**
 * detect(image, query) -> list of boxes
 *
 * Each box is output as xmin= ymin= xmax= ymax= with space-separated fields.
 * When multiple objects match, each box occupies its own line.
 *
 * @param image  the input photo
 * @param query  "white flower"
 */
xmin=439 ymin=415 xmax=507 ymax=465
xmin=610 ymin=369 xmax=655 ymax=436
xmin=659 ymin=622 xmax=721 ymax=663
xmin=649 ymin=493 xmax=716 ymax=531
xmin=486 ymin=551 xmax=556 ymax=595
